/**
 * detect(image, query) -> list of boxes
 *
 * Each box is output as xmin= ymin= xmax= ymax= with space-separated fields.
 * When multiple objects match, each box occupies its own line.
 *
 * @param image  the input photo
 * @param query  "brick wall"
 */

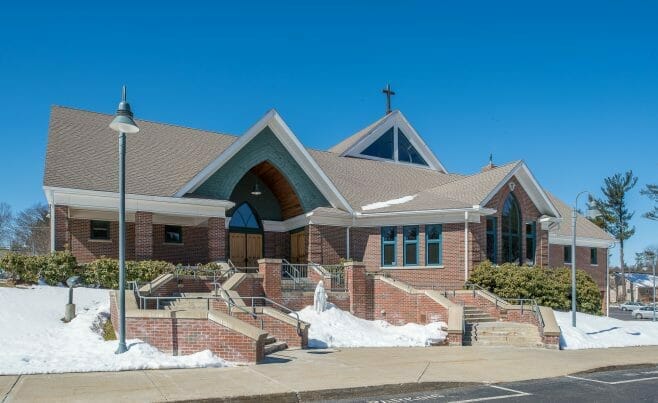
xmin=370 ymin=278 xmax=449 ymax=325
xmin=135 ymin=211 xmax=153 ymax=260
xmin=278 ymin=292 xmax=350 ymax=311
xmin=308 ymin=224 xmax=346 ymax=264
xmin=264 ymin=231 xmax=289 ymax=259
xmin=549 ymin=244 xmax=608 ymax=290
xmin=232 ymin=311 xmax=308 ymax=348
xmin=207 ymin=217 xmax=226 ymax=261
xmin=69 ymin=218 xmax=135 ymax=263
xmin=54 ymin=205 xmax=69 ymax=251
xmin=152 ymin=224 xmax=208 ymax=264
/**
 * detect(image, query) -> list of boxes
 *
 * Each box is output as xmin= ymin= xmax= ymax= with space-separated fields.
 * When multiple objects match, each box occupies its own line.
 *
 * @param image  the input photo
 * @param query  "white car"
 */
xmin=632 ymin=306 xmax=657 ymax=320
xmin=620 ymin=301 xmax=644 ymax=311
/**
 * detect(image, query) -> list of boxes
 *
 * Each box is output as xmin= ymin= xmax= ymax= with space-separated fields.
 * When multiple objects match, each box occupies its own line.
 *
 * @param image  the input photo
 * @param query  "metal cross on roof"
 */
xmin=382 ymin=84 xmax=395 ymax=115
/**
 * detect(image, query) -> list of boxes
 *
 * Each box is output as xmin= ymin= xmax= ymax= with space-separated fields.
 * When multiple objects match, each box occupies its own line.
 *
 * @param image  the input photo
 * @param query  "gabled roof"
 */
xmin=327 ymin=110 xmax=448 ymax=173
xmin=546 ymin=191 xmax=615 ymax=242
xmin=44 ymin=106 xmax=237 ymax=196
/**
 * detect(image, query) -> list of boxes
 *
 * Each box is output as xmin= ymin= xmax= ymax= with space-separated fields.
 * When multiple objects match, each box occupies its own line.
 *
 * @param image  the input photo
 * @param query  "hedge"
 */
xmin=468 ymin=261 xmax=602 ymax=314
xmin=0 ymin=252 xmax=175 ymax=288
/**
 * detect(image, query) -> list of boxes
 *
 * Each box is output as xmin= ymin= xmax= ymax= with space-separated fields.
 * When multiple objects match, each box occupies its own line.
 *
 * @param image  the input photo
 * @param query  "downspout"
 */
xmin=49 ymin=190 xmax=55 ymax=253
xmin=346 ymin=213 xmax=355 ymax=260
xmin=464 ymin=211 xmax=469 ymax=282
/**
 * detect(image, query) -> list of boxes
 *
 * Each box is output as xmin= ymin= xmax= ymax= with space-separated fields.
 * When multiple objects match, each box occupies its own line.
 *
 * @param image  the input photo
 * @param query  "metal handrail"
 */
xmin=129 ymin=280 xmax=264 ymax=329
xmin=228 ymin=259 xmax=259 ymax=274
xmin=464 ymin=282 xmax=545 ymax=329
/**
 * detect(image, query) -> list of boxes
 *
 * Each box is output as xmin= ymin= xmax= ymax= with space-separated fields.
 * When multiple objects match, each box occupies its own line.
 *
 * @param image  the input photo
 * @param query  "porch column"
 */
xmin=207 ymin=217 xmax=226 ymax=261
xmin=259 ymin=258 xmax=282 ymax=300
xmin=135 ymin=211 xmax=153 ymax=260
xmin=345 ymin=261 xmax=367 ymax=319
xmin=54 ymin=205 xmax=69 ymax=251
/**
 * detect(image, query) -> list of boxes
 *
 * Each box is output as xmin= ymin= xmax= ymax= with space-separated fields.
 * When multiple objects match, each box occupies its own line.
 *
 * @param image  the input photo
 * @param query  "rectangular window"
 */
xmin=381 ymin=226 xmax=396 ymax=266
xmin=486 ymin=218 xmax=497 ymax=264
xmin=525 ymin=222 xmax=536 ymax=265
xmin=164 ymin=225 xmax=183 ymax=243
xmin=590 ymin=248 xmax=598 ymax=265
xmin=426 ymin=224 xmax=443 ymax=266
xmin=90 ymin=220 xmax=110 ymax=240
xmin=564 ymin=246 xmax=572 ymax=264
xmin=403 ymin=226 xmax=419 ymax=266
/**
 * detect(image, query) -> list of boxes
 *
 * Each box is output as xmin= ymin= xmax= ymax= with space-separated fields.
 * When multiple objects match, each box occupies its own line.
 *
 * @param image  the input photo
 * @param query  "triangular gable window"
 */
xmin=361 ymin=127 xmax=394 ymax=160
xmin=398 ymin=129 xmax=427 ymax=166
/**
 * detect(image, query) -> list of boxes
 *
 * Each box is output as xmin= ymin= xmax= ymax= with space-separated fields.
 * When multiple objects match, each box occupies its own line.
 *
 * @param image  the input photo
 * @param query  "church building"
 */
xmin=43 ymin=96 xmax=614 ymax=295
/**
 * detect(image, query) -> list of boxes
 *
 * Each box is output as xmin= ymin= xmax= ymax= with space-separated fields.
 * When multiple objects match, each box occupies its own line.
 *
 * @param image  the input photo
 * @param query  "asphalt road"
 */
xmin=609 ymin=307 xmax=657 ymax=321
xmin=329 ymin=365 xmax=658 ymax=403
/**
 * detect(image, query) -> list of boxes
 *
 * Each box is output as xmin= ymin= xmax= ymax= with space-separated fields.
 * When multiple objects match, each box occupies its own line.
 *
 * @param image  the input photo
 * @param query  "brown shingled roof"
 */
xmin=546 ymin=191 xmax=615 ymax=241
xmin=44 ymin=106 xmax=237 ymax=196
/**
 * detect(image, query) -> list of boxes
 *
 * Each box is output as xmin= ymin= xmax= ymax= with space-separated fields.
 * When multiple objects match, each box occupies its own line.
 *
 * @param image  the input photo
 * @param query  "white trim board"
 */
xmin=44 ymin=186 xmax=233 ymax=218
xmin=173 ymin=109 xmax=354 ymax=213
xmin=549 ymin=233 xmax=616 ymax=248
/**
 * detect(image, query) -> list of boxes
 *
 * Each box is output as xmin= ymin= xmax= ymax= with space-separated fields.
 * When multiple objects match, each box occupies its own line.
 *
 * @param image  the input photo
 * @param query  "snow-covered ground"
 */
xmin=296 ymin=304 xmax=447 ymax=348
xmin=555 ymin=311 xmax=658 ymax=350
xmin=0 ymin=286 xmax=229 ymax=375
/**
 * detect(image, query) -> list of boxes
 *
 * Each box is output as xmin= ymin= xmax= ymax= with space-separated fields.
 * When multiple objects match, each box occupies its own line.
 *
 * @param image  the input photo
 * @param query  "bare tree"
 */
xmin=11 ymin=203 xmax=50 ymax=255
xmin=0 ymin=202 xmax=12 ymax=248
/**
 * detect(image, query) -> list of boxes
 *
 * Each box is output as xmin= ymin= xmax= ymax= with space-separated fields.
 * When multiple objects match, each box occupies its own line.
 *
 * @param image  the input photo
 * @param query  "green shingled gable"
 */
xmin=188 ymin=126 xmax=330 ymax=215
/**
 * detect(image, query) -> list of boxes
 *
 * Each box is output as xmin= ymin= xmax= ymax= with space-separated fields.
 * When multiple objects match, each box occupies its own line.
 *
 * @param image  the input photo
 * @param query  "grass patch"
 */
xmin=102 ymin=318 xmax=117 ymax=341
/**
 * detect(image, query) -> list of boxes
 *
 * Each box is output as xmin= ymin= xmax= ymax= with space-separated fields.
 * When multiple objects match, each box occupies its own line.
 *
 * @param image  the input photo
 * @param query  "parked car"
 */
xmin=632 ymin=306 xmax=657 ymax=320
xmin=620 ymin=301 xmax=644 ymax=311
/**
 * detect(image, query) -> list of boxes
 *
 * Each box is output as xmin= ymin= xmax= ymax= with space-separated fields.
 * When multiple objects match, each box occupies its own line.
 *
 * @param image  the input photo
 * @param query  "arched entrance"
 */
xmin=228 ymin=203 xmax=263 ymax=267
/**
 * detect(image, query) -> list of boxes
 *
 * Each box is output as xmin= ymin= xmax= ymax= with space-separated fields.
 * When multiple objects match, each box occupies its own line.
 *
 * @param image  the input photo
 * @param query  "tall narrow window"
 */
xmin=381 ymin=226 xmax=396 ymax=267
xmin=525 ymin=222 xmax=536 ymax=265
xmin=590 ymin=248 xmax=598 ymax=265
xmin=362 ymin=128 xmax=394 ymax=160
xmin=90 ymin=220 xmax=110 ymax=240
xmin=403 ymin=225 xmax=419 ymax=266
xmin=486 ymin=217 xmax=497 ymax=264
xmin=564 ymin=246 xmax=572 ymax=264
xmin=501 ymin=194 xmax=522 ymax=264
xmin=426 ymin=224 xmax=443 ymax=266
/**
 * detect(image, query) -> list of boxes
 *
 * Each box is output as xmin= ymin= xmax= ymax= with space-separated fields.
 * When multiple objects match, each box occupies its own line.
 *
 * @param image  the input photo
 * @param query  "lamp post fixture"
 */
xmin=109 ymin=86 xmax=139 ymax=354
xmin=571 ymin=191 xmax=601 ymax=327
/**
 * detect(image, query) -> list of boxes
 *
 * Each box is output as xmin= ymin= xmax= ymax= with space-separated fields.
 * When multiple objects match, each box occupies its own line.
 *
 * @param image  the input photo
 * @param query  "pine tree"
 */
xmin=641 ymin=184 xmax=658 ymax=221
xmin=592 ymin=171 xmax=638 ymax=301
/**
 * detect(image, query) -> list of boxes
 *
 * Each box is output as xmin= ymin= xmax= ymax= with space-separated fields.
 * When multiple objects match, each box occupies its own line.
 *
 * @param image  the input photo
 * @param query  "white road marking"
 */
xmin=447 ymin=385 xmax=531 ymax=402
xmin=566 ymin=374 xmax=658 ymax=385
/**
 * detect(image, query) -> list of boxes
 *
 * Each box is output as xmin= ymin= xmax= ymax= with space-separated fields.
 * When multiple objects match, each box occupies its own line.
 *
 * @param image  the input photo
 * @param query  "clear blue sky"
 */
xmin=0 ymin=1 xmax=656 ymax=265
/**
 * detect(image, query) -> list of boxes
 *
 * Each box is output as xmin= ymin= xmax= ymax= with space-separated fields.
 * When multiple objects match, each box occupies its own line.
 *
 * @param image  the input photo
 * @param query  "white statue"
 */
xmin=314 ymin=280 xmax=327 ymax=313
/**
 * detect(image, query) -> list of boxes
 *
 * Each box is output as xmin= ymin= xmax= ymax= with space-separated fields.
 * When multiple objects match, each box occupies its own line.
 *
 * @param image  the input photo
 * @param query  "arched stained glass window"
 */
xmin=230 ymin=203 xmax=261 ymax=230
xmin=501 ymin=194 xmax=522 ymax=264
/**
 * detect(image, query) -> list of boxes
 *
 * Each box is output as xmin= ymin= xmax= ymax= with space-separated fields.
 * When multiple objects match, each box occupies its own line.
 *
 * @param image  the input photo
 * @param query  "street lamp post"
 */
xmin=109 ymin=86 xmax=139 ymax=354
xmin=571 ymin=191 xmax=601 ymax=327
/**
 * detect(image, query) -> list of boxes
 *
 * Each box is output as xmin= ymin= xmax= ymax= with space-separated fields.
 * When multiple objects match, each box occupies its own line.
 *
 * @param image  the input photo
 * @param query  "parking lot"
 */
xmin=609 ymin=306 xmax=657 ymax=321
xmin=339 ymin=365 xmax=658 ymax=402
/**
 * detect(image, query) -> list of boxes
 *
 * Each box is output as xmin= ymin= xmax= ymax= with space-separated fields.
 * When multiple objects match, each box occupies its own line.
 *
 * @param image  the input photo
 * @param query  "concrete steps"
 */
xmin=264 ymin=339 xmax=288 ymax=355
xmin=470 ymin=322 xmax=543 ymax=348
xmin=463 ymin=306 xmax=496 ymax=323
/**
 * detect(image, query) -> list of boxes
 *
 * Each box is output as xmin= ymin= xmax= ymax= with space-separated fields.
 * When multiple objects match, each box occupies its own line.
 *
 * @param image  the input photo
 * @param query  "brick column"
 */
xmin=54 ymin=205 xmax=69 ymax=251
xmin=345 ymin=261 xmax=367 ymax=319
xmin=259 ymin=258 xmax=282 ymax=300
xmin=135 ymin=211 xmax=153 ymax=260
xmin=208 ymin=217 xmax=226 ymax=262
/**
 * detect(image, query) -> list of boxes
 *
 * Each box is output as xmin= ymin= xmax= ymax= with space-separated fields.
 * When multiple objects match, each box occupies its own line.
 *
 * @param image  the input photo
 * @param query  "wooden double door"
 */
xmin=229 ymin=232 xmax=263 ymax=267
xmin=290 ymin=230 xmax=307 ymax=263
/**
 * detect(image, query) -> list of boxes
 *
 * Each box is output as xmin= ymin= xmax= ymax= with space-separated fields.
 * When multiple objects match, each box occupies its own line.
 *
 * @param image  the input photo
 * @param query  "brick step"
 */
xmin=465 ymin=317 xmax=497 ymax=323
xmin=264 ymin=341 xmax=288 ymax=355
xmin=264 ymin=336 xmax=277 ymax=345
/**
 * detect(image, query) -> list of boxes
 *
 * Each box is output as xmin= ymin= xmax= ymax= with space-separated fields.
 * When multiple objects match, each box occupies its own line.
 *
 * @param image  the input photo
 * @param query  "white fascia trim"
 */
xmin=173 ymin=110 xmax=353 ymax=213
xmin=342 ymin=111 xmax=448 ymax=173
xmin=225 ymin=213 xmax=310 ymax=232
xmin=44 ymin=186 xmax=233 ymax=218
xmin=480 ymin=161 xmax=561 ymax=218
xmin=549 ymin=233 xmax=615 ymax=249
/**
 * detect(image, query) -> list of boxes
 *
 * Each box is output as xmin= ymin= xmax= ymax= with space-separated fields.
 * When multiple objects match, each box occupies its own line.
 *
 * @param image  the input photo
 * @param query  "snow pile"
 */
xmin=0 ymin=286 xmax=229 ymax=375
xmin=362 ymin=195 xmax=416 ymax=211
xmin=296 ymin=304 xmax=447 ymax=348
xmin=555 ymin=311 xmax=658 ymax=350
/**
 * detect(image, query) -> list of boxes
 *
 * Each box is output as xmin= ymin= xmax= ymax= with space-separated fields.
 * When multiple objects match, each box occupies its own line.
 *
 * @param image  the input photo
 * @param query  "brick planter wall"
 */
xmin=233 ymin=311 xmax=308 ymax=348
xmin=371 ymin=278 xmax=449 ymax=325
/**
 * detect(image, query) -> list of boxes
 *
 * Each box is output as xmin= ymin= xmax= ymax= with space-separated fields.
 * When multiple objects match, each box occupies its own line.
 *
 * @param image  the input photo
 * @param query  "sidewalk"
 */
xmin=3 ymin=346 xmax=658 ymax=402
